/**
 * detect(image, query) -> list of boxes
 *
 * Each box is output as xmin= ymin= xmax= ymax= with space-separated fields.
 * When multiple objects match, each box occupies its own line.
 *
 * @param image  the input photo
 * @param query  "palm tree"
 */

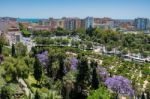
xmin=62 ymin=71 xmax=76 ymax=99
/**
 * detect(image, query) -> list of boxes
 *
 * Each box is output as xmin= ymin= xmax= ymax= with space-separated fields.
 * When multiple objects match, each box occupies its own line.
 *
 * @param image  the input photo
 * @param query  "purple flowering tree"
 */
xmin=97 ymin=66 xmax=108 ymax=81
xmin=105 ymin=76 xmax=134 ymax=97
xmin=64 ymin=57 xmax=78 ymax=72
xmin=36 ymin=51 xmax=49 ymax=67
xmin=70 ymin=57 xmax=78 ymax=70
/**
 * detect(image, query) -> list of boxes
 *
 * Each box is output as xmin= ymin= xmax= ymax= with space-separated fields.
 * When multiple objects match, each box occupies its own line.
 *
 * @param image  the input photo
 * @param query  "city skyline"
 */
xmin=0 ymin=0 xmax=150 ymax=19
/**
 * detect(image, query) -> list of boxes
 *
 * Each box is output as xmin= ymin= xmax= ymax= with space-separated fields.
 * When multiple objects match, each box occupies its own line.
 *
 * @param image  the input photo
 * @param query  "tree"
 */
xmin=141 ymin=92 xmax=145 ymax=99
xmin=15 ymin=59 xmax=29 ymax=79
xmin=0 ymin=86 xmax=11 ymax=99
xmin=11 ymin=44 xmax=16 ymax=57
xmin=0 ymin=44 xmax=2 ymax=54
xmin=56 ymin=54 xmax=65 ymax=80
xmin=105 ymin=76 xmax=134 ymax=98
xmin=34 ymin=57 xmax=43 ymax=84
xmin=86 ymin=25 xmax=94 ymax=37
xmin=87 ymin=87 xmax=111 ymax=99
xmin=62 ymin=72 xmax=76 ymax=99
xmin=145 ymin=83 xmax=150 ymax=99
xmin=34 ymin=90 xmax=41 ymax=99
xmin=15 ymin=42 xmax=27 ymax=57
xmin=47 ymin=55 xmax=53 ymax=77
xmin=70 ymin=57 xmax=78 ymax=70
xmin=75 ymin=57 xmax=90 ymax=99
xmin=92 ymin=66 xmax=99 ymax=90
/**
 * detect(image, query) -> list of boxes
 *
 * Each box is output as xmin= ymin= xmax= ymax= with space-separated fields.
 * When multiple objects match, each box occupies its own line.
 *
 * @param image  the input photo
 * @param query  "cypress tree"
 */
xmin=141 ymin=92 xmax=145 ymax=99
xmin=34 ymin=90 xmax=40 ymax=99
xmin=33 ymin=57 xmax=42 ymax=84
xmin=47 ymin=55 xmax=53 ymax=77
xmin=75 ymin=57 xmax=90 ymax=99
xmin=56 ymin=54 xmax=65 ymax=80
xmin=0 ymin=44 xmax=2 ymax=54
xmin=11 ymin=44 xmax=16 ymax=57
xmin=92 ymin=67 xmax=99 ymax=89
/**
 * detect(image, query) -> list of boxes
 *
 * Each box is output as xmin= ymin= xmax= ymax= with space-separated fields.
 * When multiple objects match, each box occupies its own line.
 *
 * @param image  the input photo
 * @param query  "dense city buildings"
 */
xmin=0 ymin=17 xmax=150 ymax=46
xmin=134 ymin=18 xmax=150 ymax=30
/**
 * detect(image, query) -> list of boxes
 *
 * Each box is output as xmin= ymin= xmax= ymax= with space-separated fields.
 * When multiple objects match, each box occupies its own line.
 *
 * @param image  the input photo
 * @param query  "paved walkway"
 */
xmin=18 ymin=78 xmax=34 ymax=98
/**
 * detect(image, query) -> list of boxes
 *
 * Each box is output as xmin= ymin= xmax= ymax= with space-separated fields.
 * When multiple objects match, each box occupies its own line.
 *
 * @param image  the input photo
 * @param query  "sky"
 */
xmin=0 ymin=0 xmax=150 ymax=19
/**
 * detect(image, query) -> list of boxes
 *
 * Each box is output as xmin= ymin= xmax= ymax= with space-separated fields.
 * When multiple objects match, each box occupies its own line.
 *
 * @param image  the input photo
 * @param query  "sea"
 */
xmin=17 ymin=18 xmax=40 ymax=23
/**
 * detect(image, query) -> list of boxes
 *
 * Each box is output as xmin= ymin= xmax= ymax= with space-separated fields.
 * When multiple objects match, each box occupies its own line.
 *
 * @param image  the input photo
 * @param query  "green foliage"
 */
xmin=32 ymin=30 xmax=52 ymax=37
xmin=19 ymin=23 xmax=31 ymax=37
xmin=2 ymin=57 xmax=29 ymax=81
xmin=0 ymin=86 xmax=12 ymax=99
xmin=22 ymin=30 xmax=31 ymax=37
xmin=87 ymin=87 xmax=111 ymax=99
xmin=0 ymin=34 xmax=8 ymax=46
xmin=0 ymin=83 xmax=23 ymax=99
xmin=15 ymin=42 xmax=27 ymax=57
xmin=55 ymin=27 xmax=71 ymax=36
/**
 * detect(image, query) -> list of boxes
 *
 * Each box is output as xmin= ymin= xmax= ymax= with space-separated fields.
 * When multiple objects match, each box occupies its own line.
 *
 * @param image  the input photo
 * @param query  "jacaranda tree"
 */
xmin=105 ymin=76 xmax=134 ymax=98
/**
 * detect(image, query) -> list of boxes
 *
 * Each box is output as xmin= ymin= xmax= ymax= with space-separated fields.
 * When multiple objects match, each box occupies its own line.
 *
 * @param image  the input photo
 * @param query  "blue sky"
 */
xmin=0 ymin=0 xmax=150 ymax=19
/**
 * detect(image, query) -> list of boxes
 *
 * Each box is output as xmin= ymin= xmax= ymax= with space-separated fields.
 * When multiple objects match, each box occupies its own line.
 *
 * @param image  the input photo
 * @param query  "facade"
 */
xmin=64 ymin=18 xmax=75 ymax=30
xmin=81 ymin=19 xmax=85 ymax=29
xmin=93 ymin=18 xmax=114 ymax=29
xmin=56 ymin=19 xmax=65 ymax=29
xmin=85 ymin=17 xmax=94 ymax=29
xmin=74 ymin=19 xmax=81 ymax=29
xmin=32 ymin=25 xmax=50 ymax=31
xmin=64 ymin=18 xmax=81 ymax=31
xmin=7 ymin=27 xmax=21 ymax=45
xmin=134 ymin=18 xmax=150 ymax=30
xmin=49 ymin=18 xmax=57 ymax=31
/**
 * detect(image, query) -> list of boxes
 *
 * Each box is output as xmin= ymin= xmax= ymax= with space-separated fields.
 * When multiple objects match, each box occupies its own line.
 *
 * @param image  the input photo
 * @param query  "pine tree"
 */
xmin=11 ymin=44 xmax=16 ymax=57
xmin=33 ymin=57 xmax=42 ymax=84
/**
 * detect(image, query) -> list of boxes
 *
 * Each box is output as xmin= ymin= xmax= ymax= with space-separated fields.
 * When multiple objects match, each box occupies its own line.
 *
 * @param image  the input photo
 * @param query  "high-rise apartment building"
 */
xmin=85 ymin=17 xmax=94 ymax=29
xmin=134 ymin=18 xmax=150 ymax=30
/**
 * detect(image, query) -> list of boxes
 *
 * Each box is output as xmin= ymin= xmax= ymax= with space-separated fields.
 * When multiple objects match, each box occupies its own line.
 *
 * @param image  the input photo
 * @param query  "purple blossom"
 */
xmin=36 ymin=51 xmax=49 ymax=67
xmin=105 ymin=76 xmax=134 ymax=97
xmin=70 ymin=57 xmax=78 ymax=70
xmin=97 ymin=66 xmax=108 ymax=81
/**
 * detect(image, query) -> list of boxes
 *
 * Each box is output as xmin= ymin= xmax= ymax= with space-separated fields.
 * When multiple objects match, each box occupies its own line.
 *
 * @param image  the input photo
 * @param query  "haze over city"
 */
xmin=0 ymin=0 xmax=150 ymax=19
